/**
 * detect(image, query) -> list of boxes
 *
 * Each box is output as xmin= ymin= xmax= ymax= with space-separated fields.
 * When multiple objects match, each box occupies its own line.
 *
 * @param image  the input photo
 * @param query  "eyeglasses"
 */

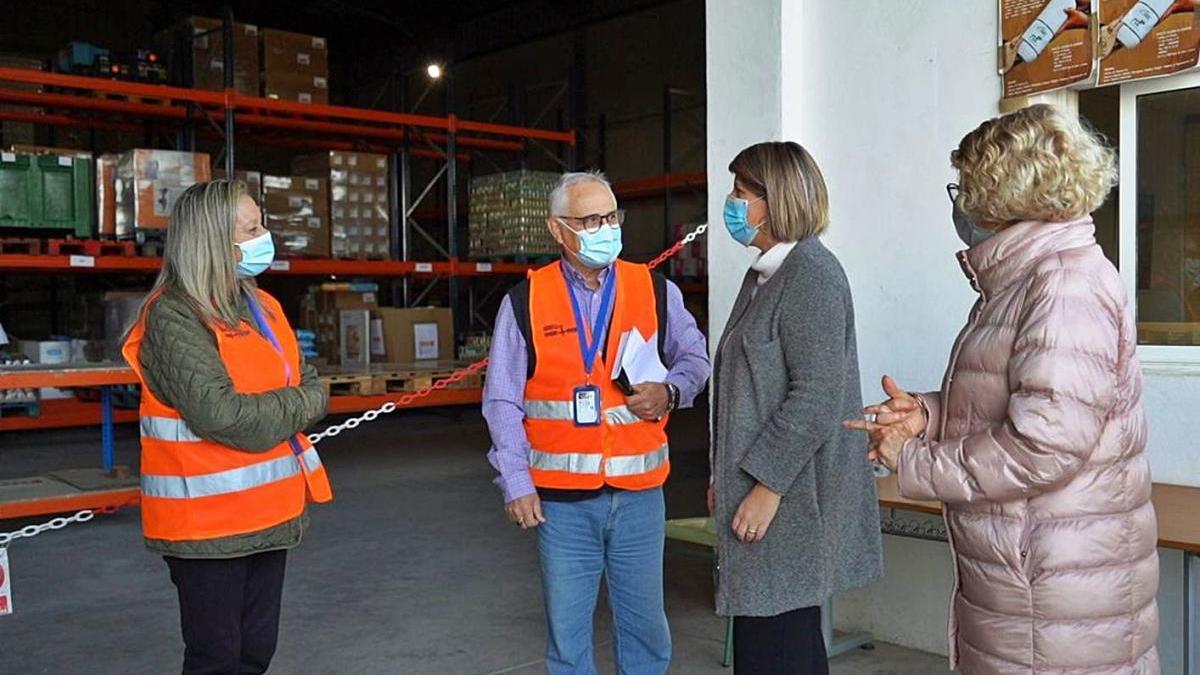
xmin=555 ymin=209 xmax=626 ymax=234
xmin=946 ymin=183 xmax=960 ymax=205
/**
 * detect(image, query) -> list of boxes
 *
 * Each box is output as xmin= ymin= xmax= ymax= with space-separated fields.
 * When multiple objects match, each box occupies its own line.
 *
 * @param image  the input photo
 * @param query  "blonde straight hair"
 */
xmin=126 ymin=180 xmax=255 ymax=339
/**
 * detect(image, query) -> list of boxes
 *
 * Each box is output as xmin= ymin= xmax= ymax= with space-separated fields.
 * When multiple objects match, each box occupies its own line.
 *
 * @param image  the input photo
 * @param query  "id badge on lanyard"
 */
xmin=564 ymin=262 xmax=615 ymax=428
xmin=573 ymin=385 xmax=601 ymax=426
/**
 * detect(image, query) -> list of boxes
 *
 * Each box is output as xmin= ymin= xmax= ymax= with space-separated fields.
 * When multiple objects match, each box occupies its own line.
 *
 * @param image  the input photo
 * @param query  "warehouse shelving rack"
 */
xmin=0 ymin=24 xmax=576 ymax=503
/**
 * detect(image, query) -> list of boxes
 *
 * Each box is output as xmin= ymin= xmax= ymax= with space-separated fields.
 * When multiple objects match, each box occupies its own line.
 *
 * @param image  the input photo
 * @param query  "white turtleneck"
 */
xmin=751 ymin=241 xmax=797 ymax=292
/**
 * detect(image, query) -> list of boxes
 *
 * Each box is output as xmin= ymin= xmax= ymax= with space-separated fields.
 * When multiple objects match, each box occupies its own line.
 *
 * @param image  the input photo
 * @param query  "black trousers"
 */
xmin=165 ymin=550 xmax=288 ymax=675
xmin=733 ymin=605 xmax=829 ymax=675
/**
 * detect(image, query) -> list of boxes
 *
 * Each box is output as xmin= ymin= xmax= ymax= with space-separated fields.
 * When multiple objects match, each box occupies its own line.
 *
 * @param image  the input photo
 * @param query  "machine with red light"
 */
xmin=54 ymin=42 xmax=167 ymax=84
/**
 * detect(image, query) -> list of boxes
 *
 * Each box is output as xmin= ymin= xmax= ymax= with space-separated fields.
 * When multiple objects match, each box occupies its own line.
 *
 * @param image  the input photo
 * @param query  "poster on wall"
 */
xmin=1000 ymin=0 xmax=1096 ymax=97
xmin=1098 ymin=0 xmax=1200 ymax=84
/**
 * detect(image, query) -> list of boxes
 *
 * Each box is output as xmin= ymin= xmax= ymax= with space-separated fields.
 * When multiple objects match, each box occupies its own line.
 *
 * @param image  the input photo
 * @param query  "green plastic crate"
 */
xmin=0 ymin=151 xmax=93 ymax=238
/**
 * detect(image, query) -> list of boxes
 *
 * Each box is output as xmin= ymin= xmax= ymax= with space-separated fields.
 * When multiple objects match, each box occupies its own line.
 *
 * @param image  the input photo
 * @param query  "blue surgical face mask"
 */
xmin=952 ymin=199 xmax=994 ymax=248
xmin=724 ymin=194 xmax=764 ymax=246
xmin=236 ymin=231 xmax=275 ymax=278
xmin=563 ymin=222 xmax=623 ymax=269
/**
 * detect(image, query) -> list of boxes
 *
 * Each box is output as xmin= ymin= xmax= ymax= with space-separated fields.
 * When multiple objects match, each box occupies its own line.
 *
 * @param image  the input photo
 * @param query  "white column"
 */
xmin=705 ymin=0 xmax=784 ymax=351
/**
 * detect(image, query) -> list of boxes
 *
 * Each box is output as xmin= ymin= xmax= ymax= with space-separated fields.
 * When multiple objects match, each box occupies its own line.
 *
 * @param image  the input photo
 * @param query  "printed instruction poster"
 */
xmin=1098 ymin=0 xmax=1200 ymax=84
xmin=1001 ymin=0 xmax=1096 ymax=97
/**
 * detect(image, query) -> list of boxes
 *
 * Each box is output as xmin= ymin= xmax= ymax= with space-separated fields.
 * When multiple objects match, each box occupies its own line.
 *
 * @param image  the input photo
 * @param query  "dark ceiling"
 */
xmin=147 ymin=0 xmax=674 ymax=63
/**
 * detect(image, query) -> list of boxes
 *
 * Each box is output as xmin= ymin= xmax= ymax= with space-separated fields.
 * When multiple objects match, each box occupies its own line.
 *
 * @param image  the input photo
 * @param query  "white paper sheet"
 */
xmin=611 ymin=328 xmax=667 ymax=385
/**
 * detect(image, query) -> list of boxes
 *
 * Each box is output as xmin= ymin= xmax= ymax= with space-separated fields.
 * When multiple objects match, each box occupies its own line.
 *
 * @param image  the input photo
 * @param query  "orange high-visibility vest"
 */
xmin=122 ymin=290 xmax=332 ymax=542
xmin=523 ymin=259 xmax=670 ymax=491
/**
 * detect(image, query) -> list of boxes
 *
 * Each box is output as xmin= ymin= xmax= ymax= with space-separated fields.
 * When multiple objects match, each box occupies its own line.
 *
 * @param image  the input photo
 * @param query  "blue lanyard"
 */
xmin=562 ymin=261 xmax=616 ymax=377
xmin=245 ymin=291 xmax=293 ymax=384
xmin=245 ymin=291 xmax=304 ymax=457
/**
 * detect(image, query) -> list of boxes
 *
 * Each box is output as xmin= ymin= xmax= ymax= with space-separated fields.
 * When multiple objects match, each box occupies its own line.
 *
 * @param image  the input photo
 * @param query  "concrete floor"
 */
xmin=0 ymin=404 xmax=950 ymax=674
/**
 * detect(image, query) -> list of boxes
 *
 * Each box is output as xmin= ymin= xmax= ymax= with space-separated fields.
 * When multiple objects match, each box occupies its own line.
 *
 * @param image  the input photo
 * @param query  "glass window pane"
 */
xmin=1079 ymin=89 xmax=1119 ymax=267
xmin=1135 ymin=87 xmax=1200 ymax=346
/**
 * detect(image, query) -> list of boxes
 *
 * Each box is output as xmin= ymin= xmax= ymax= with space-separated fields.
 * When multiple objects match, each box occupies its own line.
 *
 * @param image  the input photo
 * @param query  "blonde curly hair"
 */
xmin=952 ymin=104 xmax=1117 ymax=224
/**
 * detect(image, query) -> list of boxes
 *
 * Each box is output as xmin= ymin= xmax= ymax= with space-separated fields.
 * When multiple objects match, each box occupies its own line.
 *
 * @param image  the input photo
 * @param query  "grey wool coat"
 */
xmin=712 ymin=236 xmax=884 ymax=617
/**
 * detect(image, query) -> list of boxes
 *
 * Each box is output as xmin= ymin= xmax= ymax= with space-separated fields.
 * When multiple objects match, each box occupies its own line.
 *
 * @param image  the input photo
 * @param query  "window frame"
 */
xmin=1116 ymin=70 xmax=1200 ymax=369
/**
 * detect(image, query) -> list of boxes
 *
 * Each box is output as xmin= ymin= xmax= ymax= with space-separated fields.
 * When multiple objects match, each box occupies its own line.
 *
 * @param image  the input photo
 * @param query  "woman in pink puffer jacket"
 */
xmin=848 ymin=104 xmax=1159 ymax=674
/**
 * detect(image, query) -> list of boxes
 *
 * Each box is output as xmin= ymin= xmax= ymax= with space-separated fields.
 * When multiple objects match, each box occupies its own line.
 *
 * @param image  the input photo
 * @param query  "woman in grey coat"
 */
xmin=711 ymin=141 xmax=883 ymax=674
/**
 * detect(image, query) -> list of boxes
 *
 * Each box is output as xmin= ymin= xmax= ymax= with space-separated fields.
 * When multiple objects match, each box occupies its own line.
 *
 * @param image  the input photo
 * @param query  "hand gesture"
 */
xmin=843 ymin=375 xmax=927 ymax=470
xmin=627 ymin=382 xmax=669 ymax=420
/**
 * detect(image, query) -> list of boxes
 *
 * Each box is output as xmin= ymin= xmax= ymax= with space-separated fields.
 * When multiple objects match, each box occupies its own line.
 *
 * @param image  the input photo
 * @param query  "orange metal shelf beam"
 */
xmin=0 ymin=367 xmax=138 ymax=389
xmin=0 ymin=254 xmax=534 ymax=277
xmin=0 ymin=399 xmax=139 ymax=432
xmin=612 ymin=172 xmax=707 ymax=200
xmin=0 ymin=253 xmax=161 ymax=273
xmin=0 ymin=68 xmax=575 ymax=145
xmin=0 ymin=389 xmax=483 ymax=431
xmin=0 ymin=487 xmax=140 ymax=520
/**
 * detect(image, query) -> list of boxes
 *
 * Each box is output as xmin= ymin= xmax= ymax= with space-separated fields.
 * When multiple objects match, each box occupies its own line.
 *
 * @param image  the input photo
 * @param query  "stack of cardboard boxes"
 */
xmin=170 ymin=16 xmax=261 ymax=95
xmin=160 ymin=17 xmax=326 ymax=104
xmin=262 ymin=174 xmax=330 ymax=257
xmin=261 ymin=29 xmax=328 ymax=105
xmin=213 ymin=168 xmax=263 ymax=203
xmin=114 ymin=149 xmax=211 ymax=240
xmin=293 ymin=151 xmax=389 ymax=259
xmin=301 ymin=286 xmax=454 ymax=366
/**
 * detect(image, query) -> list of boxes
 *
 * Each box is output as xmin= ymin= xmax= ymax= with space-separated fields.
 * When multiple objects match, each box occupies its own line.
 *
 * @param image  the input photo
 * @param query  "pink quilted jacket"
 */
xmin=898 ymin=218 xmax=1159 ymax=674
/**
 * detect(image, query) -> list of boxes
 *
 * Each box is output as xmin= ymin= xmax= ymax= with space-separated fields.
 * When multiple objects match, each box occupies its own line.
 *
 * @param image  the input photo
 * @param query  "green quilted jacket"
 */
xmin=137 ymin=292 xmax=329 ymax=559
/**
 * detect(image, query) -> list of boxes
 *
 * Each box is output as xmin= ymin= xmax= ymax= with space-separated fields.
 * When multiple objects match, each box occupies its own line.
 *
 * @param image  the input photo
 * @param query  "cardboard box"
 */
xmin=339 ymin=309 xmax=371 ymax=368
xmin=19 ymin=339 xmax=74 ymax=398
xmin=261 ymin=29 xmax=328 ymax=104
xmin=293 ymin=151 xmax=390 ymax=259
xmin=96 ymin=153 xmax=119 ymax=237
xmin=310 ymin=289 xmax=378 ymax=361
xmin=213 ymin=168 xmax=262 ymax=203
xmin=115 ymin=149 xmax=211 ymax=237
xmin=375 ymin=307 xmax=454 ymax=363
xmin=175 ymin=17 xmax=261 ymax=95
xmin=263 ymin=174 xmax=330 ymax=257
xmin=20 ymin=340 xmax=70 ymax=364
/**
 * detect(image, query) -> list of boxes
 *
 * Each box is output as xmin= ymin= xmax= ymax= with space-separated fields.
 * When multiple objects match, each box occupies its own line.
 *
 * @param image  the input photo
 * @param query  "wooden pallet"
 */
xmin=320 ymin=372 xmax=385 ymax=397
xmin=0 ymin=237 xmax=42 ymax=255
xmin=46 ymin=239 xmax=138 ymax=257
xmin=376 ymin=368 xmax=483 ymax=393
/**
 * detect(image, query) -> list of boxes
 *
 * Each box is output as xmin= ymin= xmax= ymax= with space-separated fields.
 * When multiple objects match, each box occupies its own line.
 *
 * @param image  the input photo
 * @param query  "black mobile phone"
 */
xmin=613 ymin=369 xmax=636 ymax=396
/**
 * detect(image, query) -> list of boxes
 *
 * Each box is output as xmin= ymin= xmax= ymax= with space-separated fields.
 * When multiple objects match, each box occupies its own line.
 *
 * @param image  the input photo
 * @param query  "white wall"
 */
xmin=706 ymin=1 xmax=1192 ymax=671
xmin=704 ymin=0 xmax=782 ymax=347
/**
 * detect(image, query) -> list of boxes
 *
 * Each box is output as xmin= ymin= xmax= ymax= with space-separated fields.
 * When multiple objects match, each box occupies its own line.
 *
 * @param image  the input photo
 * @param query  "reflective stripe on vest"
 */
xmin=525 ymin=399 xmax=643 ymax=426
xmin=606 ymin=444 xmax=669 ymax=477
xmin=528 ymin=443 xmax=668 ymax=477
xmin=141 ymin=416 xmax=203 ymax=443
xmin=142 ymin=453 xmax=301 ymax=499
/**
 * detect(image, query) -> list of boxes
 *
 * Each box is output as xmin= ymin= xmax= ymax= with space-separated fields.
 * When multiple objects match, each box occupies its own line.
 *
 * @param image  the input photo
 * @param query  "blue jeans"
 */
xmin=537 ymin=487 xmax=671 ymax=675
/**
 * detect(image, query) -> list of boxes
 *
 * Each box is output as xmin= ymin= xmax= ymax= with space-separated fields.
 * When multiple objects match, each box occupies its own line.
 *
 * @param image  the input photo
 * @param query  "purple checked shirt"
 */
xmin=483 ymin=259 xmax=711 ymax=502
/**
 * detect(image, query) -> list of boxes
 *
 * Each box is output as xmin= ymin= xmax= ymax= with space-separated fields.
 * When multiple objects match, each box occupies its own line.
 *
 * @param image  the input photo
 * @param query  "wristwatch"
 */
xmin=664 ymin=382 xmax=681 ymax=413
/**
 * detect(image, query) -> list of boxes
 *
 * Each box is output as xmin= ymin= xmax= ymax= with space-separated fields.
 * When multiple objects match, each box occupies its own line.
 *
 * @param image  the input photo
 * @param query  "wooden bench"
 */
xmin=668 ymin=476 xmax=1200 ymax=670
